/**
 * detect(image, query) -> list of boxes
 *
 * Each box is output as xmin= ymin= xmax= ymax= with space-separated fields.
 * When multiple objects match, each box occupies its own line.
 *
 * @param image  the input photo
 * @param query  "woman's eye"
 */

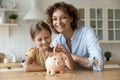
xmin=62 ymin=16 xmax=67 ymax=19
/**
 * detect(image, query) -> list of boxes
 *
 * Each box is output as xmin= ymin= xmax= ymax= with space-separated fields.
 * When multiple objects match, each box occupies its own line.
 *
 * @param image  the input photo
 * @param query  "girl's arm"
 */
xmin=24 ymin=56 xmax=46 ymax=72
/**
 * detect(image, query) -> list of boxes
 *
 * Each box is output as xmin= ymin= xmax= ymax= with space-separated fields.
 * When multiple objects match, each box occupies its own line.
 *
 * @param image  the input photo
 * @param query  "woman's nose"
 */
xmin=57 ymin=18 xmax=62 ymax=24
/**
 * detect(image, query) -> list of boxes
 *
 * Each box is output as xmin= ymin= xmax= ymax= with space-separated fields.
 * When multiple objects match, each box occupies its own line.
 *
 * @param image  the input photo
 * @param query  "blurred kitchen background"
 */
xmin=0 ymin=0 xmax=120 ymax=63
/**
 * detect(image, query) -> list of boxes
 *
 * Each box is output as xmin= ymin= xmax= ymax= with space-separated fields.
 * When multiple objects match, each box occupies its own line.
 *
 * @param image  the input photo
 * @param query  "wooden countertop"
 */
xmin=0 ymin=68 xmax=120 ymax=80
xmin=0 ymin=62 xmax=22 ymax=68
xmin=105 ymin=60 xmax=120 ymax=64
xmin=0 ymin=59 xmax=120 ymax=68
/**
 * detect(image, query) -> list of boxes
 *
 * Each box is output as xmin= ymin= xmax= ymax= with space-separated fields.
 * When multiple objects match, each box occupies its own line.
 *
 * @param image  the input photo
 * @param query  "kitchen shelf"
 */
xmin=0 ymin=8 xmax=17 ymax=11
xmin=0 ymin=23 xmax=18 ymax=36
xmin=0 ymin=8 xmax=18 ymax=36
xmin=0 ymin=8 xmax=18 ymax=25
xmin=0 ymin=23 xmax=18 ymax=26
xmin=104 ymin=60 xmax=120 ymax=68
xmin=0 ymin=62 xmax=22 ymax=68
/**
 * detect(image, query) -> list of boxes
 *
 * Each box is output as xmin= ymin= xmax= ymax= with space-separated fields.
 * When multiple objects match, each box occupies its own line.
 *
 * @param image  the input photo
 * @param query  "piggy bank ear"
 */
xmin=58 ymin=52 xmax=67 ymax=60
xmin=58 ymin=52 xmax=62 ymax=56
xmin=56 ymin=61 xmax=63 ymax=66
xmin=63 ymin=56 xmax=67 ymax=60
xmin=49 ymin=53 xmax=54 ymax=58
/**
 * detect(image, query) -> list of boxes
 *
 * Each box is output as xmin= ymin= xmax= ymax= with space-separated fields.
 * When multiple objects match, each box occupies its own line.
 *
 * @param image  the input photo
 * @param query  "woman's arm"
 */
xmin=64 ymin=53 xmax=76 ymax=70
xmin=24 ymin=56 xmax=46 ymax=72
xmin=71 ymin=54 xmax=98 ymax=69
xmin=70 ymin=27 xmax=104 ymax=71
xmin=71 ymin=54 xmax=89 ymax=66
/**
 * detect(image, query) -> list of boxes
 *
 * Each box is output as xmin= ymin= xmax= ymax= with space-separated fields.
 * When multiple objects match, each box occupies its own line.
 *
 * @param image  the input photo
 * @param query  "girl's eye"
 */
xmin=45 ymin=36 xmax=49 ymax=39
xmin=52 ymin=17 xmax=57 ymax=21
xmin=37 ymin=38 xmax=42 ymax=41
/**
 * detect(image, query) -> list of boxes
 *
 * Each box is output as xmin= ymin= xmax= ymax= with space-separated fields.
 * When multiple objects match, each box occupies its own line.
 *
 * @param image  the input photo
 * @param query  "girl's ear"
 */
xmin=32 ymin=38 xmax=35 ymax=42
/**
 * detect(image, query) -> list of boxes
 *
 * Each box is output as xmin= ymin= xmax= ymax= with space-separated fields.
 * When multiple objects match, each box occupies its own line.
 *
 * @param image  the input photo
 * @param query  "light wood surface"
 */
xmin=0 ymin=68 xmax=120 ymax=80
xmin=0 ymin=60 xmax=119 ymax=68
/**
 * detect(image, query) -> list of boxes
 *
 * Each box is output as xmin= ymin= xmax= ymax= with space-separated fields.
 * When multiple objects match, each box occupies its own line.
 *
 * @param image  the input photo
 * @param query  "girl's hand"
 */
xmin=28 ymin=46 xmax=35 ymax=51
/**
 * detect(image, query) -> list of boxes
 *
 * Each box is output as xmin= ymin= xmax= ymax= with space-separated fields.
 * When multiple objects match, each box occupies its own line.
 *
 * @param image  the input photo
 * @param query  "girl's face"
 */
xmin=52 ymin=9 xmax=73 ymax=33
xmin=33 ymin=29 xmax=51 ymax=51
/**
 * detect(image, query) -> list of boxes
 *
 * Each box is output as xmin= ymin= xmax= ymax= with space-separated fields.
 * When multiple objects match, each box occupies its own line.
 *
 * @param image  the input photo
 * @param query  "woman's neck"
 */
xmin=62 ymin=28 xmax=73 ymax=51
xmin=63 ymin=28 xmax=73 ymax=41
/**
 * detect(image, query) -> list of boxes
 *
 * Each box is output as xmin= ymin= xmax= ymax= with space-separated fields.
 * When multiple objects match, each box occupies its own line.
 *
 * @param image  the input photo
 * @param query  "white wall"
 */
xmin=0 ymin=0 xmax=120 ymax=61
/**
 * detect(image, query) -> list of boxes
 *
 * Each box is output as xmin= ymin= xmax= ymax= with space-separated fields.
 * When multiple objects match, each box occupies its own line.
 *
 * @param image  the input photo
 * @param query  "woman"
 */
xmin=46 ymin=2 xmax=104 ymax=71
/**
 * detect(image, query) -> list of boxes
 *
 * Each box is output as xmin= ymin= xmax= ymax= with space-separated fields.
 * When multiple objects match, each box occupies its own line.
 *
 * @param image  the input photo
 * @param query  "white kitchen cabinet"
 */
xmin=107 ymin=8 xmax=120 ymax=42
xmin=79 ymin=8 xmax=120 ymax=43
xmin=89 ymin=8 xmax=105 ymax=41
xmin=78 ymin=8 xmax=86 ymax=27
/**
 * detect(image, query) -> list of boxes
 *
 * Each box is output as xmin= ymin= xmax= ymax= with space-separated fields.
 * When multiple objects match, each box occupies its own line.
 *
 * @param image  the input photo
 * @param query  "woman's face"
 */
xmin=52 ymin=9 xmax=73 ymax=33
xmin=33 ymin=29 xmax=51 ymax=51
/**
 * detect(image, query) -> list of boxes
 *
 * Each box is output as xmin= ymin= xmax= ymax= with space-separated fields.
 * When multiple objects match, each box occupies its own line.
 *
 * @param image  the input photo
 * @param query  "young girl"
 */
xmin=24 ymin=21 xmax=53 ymax=72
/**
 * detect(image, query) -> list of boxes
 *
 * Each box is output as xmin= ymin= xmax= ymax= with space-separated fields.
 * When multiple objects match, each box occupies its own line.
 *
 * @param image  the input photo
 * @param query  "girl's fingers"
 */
xmin=53 ymin=46 xmax=56 ymax=53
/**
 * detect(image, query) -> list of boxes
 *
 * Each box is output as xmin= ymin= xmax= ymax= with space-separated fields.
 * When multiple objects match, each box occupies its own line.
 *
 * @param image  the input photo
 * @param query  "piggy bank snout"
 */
xmin=56 ymin=60 xmax=64 ymax=66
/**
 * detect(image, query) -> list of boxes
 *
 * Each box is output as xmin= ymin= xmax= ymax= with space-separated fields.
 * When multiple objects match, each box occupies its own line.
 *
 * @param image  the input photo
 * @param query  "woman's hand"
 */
xmin=54 ymin=44 xmax=69 ymax=54
xmin=54 ymin=44 xmax=71 ymax=59
xmin=54 ymin=44 xmax=75 ymax=70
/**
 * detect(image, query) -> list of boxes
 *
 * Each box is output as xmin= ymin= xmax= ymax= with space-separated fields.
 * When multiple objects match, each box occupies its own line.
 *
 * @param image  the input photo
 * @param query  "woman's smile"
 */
xmin=52 ymin=9 xmax=72 ymax=33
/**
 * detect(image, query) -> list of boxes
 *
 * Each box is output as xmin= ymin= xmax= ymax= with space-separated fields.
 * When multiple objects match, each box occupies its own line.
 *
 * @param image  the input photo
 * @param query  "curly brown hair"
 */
xmin=46 ymin=2 xmax=80 ymax=33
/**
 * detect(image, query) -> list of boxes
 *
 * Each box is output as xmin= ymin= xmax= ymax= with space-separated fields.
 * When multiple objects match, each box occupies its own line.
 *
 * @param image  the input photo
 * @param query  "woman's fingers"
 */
xmin=55 ymin=44 xmax=67 ymax=53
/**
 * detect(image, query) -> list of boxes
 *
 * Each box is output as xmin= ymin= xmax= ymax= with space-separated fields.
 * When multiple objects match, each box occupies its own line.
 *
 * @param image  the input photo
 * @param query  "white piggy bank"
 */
xmin=45 ymin=52 xmax=65 ymax=75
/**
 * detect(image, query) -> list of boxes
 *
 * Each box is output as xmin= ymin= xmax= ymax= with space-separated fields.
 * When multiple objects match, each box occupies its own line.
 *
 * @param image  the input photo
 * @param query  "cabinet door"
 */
xmin=78 ymin=8 xmax=85 ymax=27
xmin=78 ymin=8 xmax=120 ymax=43
xmin=107 ymin=9 xmax=120 ymax=41
xmin=89 ymin=8 xmax=104 ymax=41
